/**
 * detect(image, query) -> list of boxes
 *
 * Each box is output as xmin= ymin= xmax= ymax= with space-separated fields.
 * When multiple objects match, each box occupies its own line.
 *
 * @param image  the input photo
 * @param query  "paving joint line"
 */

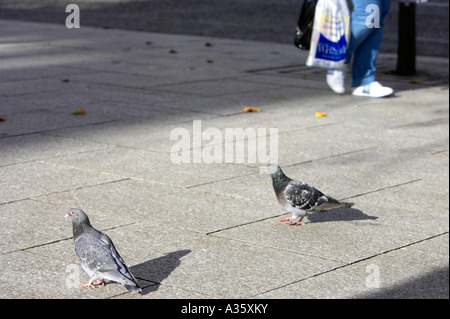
xmin=340 ymin=178 xmax=423 ymax=201
xmin=1 ymin=221 xmax=140 ymax=256
xmin=0 ymin=119 xmax=119 ymax=140
xmin=2 ymin=178 xmax=133 ymax=207
xmin=187 ymin=147 xmax=379 ymax=190
xmin=206 ymin=214 xmax=286 ymax=236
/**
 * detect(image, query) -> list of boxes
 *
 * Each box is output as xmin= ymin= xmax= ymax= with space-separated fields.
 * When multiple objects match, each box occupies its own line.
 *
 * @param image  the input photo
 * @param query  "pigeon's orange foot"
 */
xmin=92 ymin=279 xmax=105 ymax=286
xmin=80 ymin=279 xmax=105 ymax=288
xmin=278 ymin=217 xmax=292 ymax=222
xmin=80 ymin=282 xmax=95 ymax=288
xmin=289 ymin=221 xmax=305 ymax=226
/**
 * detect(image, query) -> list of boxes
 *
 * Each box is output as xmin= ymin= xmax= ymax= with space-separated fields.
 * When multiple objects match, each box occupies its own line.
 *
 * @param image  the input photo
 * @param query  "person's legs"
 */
xmin=348 ymin=0 xmax=391 ymax=88
xmin=327 ymin=0 xmax=392 ymax=96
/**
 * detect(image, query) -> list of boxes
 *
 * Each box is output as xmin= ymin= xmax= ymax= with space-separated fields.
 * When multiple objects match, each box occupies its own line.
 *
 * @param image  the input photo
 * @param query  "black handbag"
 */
xmin=294 ymin=0 xmax=318 ymax=50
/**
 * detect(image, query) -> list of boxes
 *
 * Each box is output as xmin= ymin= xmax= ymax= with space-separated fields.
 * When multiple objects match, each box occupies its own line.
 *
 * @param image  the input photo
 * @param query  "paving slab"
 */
xmin=0 ymin=132 xmax=110 ymax=166
xmin=210 ymin=177 xmax=449 ymax=262
xmin=0 ymin=250 xmax=133 ymax=299
xmin=191 ymin=146 xmax=448 ymax=206
xmin=39 ymin=146 xmax=256 ymax=188
xmin=35 ymin=178 xmax=280 ymax=234
xmin=0 ymin=160 xmax=123 ymax=204
xmin=25 ymin=221 xmax=342 ymax=298
xmin=255 ymin=233 xmax=449 ymax=299
xmin=0 ymin=199 xmax=66 ymax=254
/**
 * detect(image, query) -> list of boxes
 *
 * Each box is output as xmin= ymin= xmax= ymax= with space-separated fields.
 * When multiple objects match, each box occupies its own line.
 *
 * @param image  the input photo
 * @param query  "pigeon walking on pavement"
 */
xmin=264 ymin=164 xmax=354 ymax=225
xmin=64 ymin=208 xmax=142 ymax=293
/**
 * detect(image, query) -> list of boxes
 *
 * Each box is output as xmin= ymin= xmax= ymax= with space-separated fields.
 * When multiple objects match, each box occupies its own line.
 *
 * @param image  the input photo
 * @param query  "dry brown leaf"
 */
xmin=72 ymin=109 xmax=85 ymax=115
xmin=243 ymin=107 xmax=261 ymax=113
xmin=241 ymin=103 xmax=261 ymax=113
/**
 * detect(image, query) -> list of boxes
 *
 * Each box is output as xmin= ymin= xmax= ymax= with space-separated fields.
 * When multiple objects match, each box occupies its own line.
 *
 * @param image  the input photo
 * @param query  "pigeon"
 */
xmin=264 ymin=164 xmax=354 ymax=225
xmin=64 ymin=208 xmax=142 ymax=293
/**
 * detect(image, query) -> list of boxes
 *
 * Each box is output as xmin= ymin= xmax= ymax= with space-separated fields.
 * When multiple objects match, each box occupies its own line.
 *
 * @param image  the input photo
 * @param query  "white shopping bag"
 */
xmin=306 ymin=0 xmax=350 ymax=69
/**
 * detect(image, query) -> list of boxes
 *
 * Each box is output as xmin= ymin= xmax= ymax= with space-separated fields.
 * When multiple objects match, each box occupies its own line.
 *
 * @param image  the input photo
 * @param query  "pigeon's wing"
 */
xmin=284 ymin=181 xmax=327 ymax=211
xmin=75 ymin=232 xmax=140 ymax=291
xmin=97 ymin=233 xmax=141 ymax=289
xmin=284 ymin=181 xmax=352 ymax=212
xmin=74 ymin=232 xmax=112 ymax=276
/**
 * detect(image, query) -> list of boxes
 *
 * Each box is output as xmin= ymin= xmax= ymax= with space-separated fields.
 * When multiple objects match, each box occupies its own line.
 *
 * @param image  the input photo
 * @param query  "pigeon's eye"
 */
xmin=71 ymin=211 xmax=75 ymax=215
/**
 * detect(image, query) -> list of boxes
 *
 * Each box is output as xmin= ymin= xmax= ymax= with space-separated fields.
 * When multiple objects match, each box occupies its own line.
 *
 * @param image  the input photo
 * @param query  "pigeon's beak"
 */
xmin=63 ymin=213 xmax=69 ymax=220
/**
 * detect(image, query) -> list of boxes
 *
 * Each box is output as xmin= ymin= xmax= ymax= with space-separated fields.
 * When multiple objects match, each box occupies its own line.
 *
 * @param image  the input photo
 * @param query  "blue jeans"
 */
xmin=345 ymin=0 xmax=391 ymax=87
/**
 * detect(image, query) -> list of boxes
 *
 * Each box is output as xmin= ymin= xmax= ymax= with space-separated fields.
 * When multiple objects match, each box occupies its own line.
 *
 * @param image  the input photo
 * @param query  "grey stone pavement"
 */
xmin=0 ymin=19 xmax=448 ymax=299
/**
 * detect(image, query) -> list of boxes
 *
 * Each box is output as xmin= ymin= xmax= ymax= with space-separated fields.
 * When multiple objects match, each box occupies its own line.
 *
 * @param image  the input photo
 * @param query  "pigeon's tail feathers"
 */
xmin=120 ymin=269 xmax=142 ymax=293
xmin=125 ymin=283 xmax=143 ymax=293
xmin=324 ymin=195 xmax=355 ymax=208
xmin=341 ymin=201 xmax=354 ymax=208
xmin=315 ymin=196 xmax=354 ymax=211
xmin=116 ymin=270 xmax=142 ymax=293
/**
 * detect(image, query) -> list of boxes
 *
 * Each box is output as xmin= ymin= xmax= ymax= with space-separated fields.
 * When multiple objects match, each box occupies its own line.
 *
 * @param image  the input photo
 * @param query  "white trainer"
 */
xmin=326 ymin=68 xmax=346 ymax=94
xmin=352 ymin=81 xmax=394 ymax=98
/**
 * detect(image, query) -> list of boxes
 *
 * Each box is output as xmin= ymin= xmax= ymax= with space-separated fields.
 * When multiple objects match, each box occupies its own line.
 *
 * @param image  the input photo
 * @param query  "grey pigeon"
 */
xmin=64 ymin=208 xmax=142 ymax=293
xmin=264 ymin=164 xmax=354 ymax=225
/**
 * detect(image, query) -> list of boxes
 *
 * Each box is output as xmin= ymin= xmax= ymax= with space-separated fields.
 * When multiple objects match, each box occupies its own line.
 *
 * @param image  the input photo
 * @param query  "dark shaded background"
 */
xmin=0 ymin=0 xmax=448 ymax=57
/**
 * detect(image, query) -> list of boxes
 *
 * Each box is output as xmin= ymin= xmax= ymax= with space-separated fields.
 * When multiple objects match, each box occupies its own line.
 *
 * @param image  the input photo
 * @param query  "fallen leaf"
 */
xmin=409 ymin=79 xmax=421 ymax=84
xmin=205 ymin=42 xmax=213 ymax=47
xmin=0 ymin=116 xmax=7 ymax=121
xmin=169 ymin=49 xmax=178 ymax=54
xmin=72 ymin=109 xmax=85 ymax=115
xmin=315 ymin=112 xmax=328 ymax=117
xmin=206 ymin=59 xmax=214 ymax=64
xmin=241 ymin=103 xmax=261 ymax=113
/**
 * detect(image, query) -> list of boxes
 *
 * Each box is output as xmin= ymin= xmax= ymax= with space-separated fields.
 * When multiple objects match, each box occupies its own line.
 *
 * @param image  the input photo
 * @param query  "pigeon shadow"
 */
xmin=307 ymin=207 xmax=378 ymax=224
xmin=130 ymin=249 xmax=191 ymax=295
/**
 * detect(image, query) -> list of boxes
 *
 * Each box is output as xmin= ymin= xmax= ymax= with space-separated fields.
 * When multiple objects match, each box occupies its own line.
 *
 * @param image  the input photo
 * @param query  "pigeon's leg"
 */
xmin=289 ymin=216 xmax=305 ymax=226
xmin=80 ymin=279 xmax=95 ymax=288
xmin=92 ymin=279 xmax=105 ymax=286
xmin=277 ymin=217 xmax=292 ymax=223
xmin=80 ymin=278 xmax=105 ymax=288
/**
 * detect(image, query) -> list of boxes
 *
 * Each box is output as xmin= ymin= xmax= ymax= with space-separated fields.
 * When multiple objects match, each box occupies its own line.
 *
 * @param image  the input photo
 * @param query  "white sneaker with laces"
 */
xmin=352 ymin=81 xmax=394 ymax=98
xmin=326 ymin=68 xmax=346 ymax=94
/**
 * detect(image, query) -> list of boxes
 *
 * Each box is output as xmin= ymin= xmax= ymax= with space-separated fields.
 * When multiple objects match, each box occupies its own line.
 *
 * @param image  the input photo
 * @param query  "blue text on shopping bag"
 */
xmin=315 ymin=33 xmax=347 ymax=61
